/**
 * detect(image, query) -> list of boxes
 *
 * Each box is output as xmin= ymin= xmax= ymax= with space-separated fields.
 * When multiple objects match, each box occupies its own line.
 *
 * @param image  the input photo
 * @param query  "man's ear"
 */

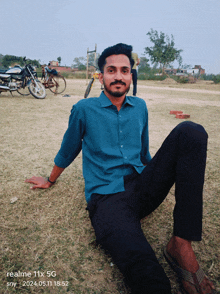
xmin=98 ymin=72 xmax=104 ymax=84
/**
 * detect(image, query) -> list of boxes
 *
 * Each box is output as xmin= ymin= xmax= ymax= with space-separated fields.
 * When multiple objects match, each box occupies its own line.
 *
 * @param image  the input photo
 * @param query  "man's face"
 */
xmin=99 ymin=54 xmax=132 ymax=98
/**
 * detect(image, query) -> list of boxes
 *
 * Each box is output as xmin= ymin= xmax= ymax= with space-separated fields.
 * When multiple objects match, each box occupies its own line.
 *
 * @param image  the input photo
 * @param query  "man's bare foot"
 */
xmin=166 ymin=236 xmax=215 ymax=294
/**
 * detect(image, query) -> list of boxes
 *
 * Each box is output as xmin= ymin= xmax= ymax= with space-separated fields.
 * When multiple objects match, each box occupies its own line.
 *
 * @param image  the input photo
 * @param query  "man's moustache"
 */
xmin=110 ymin=81 xmax=126 ymax=86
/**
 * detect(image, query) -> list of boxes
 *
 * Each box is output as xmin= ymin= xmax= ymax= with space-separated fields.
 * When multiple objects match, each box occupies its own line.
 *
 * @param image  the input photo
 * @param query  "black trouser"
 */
xmin=131 ymin=69 xmax=137 ymax=95
xmin=86 ymin=121 xmax=208 ymax=294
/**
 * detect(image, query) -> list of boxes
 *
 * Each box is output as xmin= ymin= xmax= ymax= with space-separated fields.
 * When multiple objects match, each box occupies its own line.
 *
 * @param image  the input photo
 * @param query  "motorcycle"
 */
xmin=0 ymin=58 xmax=46 ymax=99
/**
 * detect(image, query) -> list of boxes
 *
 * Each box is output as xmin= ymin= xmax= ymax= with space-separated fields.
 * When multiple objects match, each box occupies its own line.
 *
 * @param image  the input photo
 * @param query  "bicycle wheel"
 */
xmin=17 ymin=78 xmax=30 ymax=96
xmin=84 ymin=78 xmax=94 ymax=98
xmin=48 ymin=75 xmax=66 ymax=94
xmin=28 ymin=80 xmax=46 ymax=99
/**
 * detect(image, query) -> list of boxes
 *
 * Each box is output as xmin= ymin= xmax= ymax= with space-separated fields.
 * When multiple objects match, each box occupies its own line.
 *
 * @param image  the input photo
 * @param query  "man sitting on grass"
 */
xmin=26 ymin=43 xmax=215 ymax=294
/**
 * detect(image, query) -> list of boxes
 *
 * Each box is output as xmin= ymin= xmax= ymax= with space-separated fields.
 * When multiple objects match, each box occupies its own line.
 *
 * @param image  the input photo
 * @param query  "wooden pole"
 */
xmin=86 ymin=44 xmax=97 ymax=85
xmin=94 ymin=43 xmax=97 ymax=67
xmin=86 ymin=48 xmax=89 ymax=85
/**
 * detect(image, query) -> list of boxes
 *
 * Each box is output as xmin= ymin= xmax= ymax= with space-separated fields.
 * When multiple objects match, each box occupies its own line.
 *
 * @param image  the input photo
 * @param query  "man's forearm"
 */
xmin=48 ymin=165 xmax=65 ymax=183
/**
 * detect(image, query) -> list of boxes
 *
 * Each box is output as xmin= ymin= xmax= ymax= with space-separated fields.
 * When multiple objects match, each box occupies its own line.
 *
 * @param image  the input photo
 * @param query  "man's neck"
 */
xmin=104 ymin=90 xmax=125 ymax=111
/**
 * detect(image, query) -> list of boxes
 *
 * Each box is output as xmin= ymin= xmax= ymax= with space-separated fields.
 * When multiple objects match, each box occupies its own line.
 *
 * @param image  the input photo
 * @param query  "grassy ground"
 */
xmin=1 ymin=78 xmax=220 ymax=293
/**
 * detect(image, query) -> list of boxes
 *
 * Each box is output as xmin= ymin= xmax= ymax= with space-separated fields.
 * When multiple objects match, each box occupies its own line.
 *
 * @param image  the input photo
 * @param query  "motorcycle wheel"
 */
xmin=28 ymin=80 xmax=46 ymax=99
xmin=17 ymin=78 xmax=30 ymax=96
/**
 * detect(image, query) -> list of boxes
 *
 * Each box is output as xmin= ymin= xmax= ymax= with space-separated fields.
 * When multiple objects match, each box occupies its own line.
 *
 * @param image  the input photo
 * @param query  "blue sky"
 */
xmin=1 ymin=0 xmax=220 ymax=74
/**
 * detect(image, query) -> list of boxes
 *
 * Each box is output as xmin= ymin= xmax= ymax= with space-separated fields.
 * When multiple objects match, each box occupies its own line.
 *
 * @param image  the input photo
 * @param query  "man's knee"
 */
xmin=176 ymin=121 xmax=208 ymax=142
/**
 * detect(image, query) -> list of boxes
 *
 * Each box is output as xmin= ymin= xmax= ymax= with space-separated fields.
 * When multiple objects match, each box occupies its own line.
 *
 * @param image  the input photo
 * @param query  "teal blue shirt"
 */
xmin=54 ymin=92 xmax=151 ymax=203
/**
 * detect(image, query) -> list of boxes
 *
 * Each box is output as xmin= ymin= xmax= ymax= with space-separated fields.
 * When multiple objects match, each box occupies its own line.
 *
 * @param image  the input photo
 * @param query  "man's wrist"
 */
xmin=47 ymin=177 xmax=56 ymax=185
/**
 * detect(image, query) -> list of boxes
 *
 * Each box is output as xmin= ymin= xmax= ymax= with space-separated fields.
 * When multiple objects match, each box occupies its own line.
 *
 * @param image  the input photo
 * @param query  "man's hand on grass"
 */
xmin=25 ymin=176 xmax=52 ymax=190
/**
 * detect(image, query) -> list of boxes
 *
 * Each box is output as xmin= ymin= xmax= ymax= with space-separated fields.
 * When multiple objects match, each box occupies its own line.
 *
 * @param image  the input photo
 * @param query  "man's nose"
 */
xmin=114 ymin=70 xmax=123 ymax=80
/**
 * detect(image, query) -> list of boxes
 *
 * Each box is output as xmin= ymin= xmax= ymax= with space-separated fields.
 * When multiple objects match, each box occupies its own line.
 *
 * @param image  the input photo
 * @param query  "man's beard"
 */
xmin=103 ymin=79 xmax=130 ymax=97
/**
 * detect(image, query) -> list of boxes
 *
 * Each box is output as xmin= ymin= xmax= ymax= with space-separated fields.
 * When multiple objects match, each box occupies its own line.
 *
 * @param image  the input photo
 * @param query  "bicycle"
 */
xmin=84 ymin=66 xmax=103 ymax=98
xmin=41 ymin=65 xmax=66 ymax=94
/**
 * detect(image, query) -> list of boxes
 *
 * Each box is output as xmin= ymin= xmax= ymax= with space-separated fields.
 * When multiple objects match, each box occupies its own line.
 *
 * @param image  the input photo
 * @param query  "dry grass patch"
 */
xmin=0 ymin=79 xmax=220 ymax=293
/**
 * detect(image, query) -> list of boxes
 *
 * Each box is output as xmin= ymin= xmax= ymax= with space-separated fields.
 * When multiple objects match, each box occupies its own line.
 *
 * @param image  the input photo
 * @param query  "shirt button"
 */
xmin=120 ymin=130 xmax=122 ymax=133
xmin=121 ymin=145 xmax=123 ymax=148
xmin=124 ymin=156 xmax=127 ymax=159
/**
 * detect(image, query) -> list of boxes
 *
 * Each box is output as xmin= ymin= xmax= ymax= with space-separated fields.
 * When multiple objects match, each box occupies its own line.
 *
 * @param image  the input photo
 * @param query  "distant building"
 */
xmin=164 ymin=65 xmax=205 ymax=76
xmin=176 ymin=69 xmax=188 ymax=76
xmin=49 ymin=60 xmax=59 ymax=66
xmin=164 ymin=68 xmax=187 ymax=76
xmin=164 ymin=68 xmax=177 ymax=75
xmin=49 ymin=60 xmax=73 ymax=73
xmin=188 ymin=65 xmax=205 ymax=76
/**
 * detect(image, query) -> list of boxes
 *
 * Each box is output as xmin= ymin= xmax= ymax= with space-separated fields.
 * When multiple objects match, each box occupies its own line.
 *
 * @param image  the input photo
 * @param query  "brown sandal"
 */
xmin=163 ymin=247 xmax=215 ymax=293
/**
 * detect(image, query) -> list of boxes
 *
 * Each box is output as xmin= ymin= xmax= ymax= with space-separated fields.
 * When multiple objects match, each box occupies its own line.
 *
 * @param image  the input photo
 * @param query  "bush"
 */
xmin=61 ymin=72 xmax=74 ymax=78
xmin=72 ymin=72 xmax=87 ymax=79
xmin=212 ymin=75 xmax=220 ymax=84
xmin=36 ymin=67 xmax=43 ymax=78
xmin=138 ymin=73 xmax=148 ymax=80
xmin=200 ymin=74 xmax=214 ymax=81
xmin=200 ymin=74 xmax=220 ymax=84
xmin=176 ymin=76 xmax=189 ymax=83
xmin=176 ymin=76 xmax=196 ymax=84
xmin=61 ymin=72 xmax=87 ymax=79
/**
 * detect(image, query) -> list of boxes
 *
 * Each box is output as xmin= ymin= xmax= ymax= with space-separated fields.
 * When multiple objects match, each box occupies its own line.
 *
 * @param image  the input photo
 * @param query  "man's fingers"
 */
xmin=25 ymin=177 xmax=37 ymax=183
xmin=25 ymin=179 xmax=35 ymax=184
xmin=26 ymin=180 xmax=39 ymax=185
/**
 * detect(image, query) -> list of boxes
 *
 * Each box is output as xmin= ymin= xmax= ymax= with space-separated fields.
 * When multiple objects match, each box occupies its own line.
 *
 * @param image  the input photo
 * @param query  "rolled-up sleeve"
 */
xmin=54 ymin=104 xmax=85 ymax=168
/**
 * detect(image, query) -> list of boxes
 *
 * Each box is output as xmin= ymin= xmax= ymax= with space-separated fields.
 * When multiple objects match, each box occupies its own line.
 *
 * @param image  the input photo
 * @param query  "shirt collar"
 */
xmin=99 ymin=91 xmax=134 ymax=108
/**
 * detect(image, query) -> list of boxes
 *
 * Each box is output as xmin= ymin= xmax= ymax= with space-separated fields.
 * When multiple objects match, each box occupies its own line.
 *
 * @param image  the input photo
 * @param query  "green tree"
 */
xmin=88 ymin=52 xmax=100 ymax=68
xmin=145 ymin=29 xmax=182 ymax=75
xmin=78 ymin=64 xmax=86 ymax=70
xmin=72 ymin=57 xmax=86 ymax=69
xmin=57 ymin=56 xmax=61 ymax=65
xmin=2 ymin=55 xmax=23 ymax=67
xmin=138 ymin=57 xmax=150 ymax=73
xmin=182 ymin=63 xmax=192 ymax=70
xmin=0 ymin=54 xmax=4 ymax=66
xmin=1 ymin=55 xmax=41 ymax=68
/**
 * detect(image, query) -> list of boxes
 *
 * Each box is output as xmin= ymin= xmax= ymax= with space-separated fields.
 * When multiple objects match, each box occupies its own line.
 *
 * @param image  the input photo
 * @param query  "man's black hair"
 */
xmin=98 ymin=43 xmax=134 ymax=73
